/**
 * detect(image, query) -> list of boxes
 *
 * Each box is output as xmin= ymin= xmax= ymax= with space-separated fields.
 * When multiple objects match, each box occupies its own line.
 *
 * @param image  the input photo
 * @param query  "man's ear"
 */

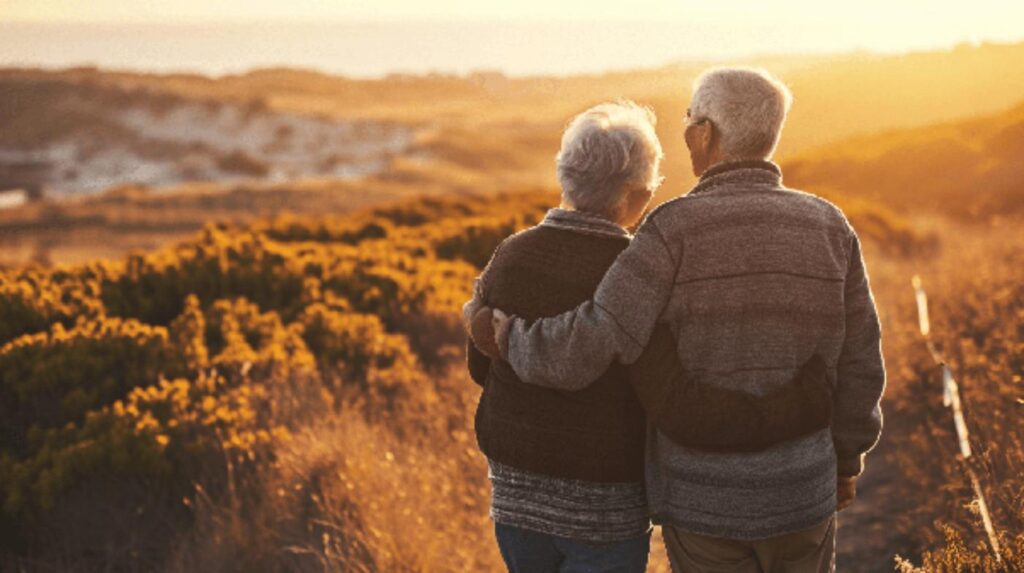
xmin=702 ymin=122 xmax=715 ymax=150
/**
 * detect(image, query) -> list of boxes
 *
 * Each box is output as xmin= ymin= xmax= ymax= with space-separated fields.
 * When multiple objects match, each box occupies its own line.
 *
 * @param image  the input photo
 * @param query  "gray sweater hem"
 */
xmin=652 ymin=504 xmax=836 ymax=541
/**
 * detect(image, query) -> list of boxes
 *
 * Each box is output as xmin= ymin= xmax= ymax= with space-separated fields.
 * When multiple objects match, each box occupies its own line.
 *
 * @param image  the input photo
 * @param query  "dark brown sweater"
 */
xmin=472 ymin=218 xmax=645 ymax=482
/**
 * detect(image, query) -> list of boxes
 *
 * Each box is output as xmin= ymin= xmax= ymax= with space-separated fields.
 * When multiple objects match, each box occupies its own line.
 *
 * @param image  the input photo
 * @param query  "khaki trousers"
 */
xmin=662 ymin=515 xmax=836 ymax=573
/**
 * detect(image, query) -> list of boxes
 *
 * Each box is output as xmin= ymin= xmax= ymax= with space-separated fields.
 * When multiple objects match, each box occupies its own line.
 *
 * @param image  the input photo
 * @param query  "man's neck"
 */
xmin=700 ymin=157 xmax=772 ymax=179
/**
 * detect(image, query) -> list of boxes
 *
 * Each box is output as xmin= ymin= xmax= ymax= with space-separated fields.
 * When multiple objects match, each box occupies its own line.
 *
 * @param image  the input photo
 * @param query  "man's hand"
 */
xmin=837 ymin=475 xmax=857 ymax=511
xmin=465 ymin=304 xmax=514 ymax=360
xmin=469 ymin=307 xmax=500 ymax=359
xmin=492 ymin=309 xmax=513 ymax=359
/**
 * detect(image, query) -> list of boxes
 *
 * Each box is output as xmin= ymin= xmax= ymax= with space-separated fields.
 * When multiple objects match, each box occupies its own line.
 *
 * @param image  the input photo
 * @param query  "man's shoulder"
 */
xmin=643 ymin=194 xmax=687 ymax=221
xmin=781 ymin=187 xmax=855 ymax=231
xmin=643 ymin=186 xmax=853 ymax=231
xmin=640 ymin=184 xmax=746 ymax=223
xmin=638 ymin=193 xmax=701 ymax=230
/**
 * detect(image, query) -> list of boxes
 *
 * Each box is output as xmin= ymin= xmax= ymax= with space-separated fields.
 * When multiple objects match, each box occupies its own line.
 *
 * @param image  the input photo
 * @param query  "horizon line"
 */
xmin=2 ymin=39 xmax=1017 ymax=83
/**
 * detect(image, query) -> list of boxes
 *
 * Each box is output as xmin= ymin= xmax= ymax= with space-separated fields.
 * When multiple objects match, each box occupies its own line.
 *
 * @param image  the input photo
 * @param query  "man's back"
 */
xmin=643 ymin=162 xmax=858 ymax=539
xmin=659 ymin=165 xmax=851 ymax=405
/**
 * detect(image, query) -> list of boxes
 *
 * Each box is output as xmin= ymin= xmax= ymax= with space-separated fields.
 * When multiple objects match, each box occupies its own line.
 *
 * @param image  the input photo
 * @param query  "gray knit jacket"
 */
xmin=499 ymin=160 xmax=886 ymax=540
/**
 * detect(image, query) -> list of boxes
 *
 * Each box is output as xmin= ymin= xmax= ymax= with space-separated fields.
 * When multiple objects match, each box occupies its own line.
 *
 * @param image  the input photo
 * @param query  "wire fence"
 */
xmin=911 ymin=275 xmax=1002 ymax=563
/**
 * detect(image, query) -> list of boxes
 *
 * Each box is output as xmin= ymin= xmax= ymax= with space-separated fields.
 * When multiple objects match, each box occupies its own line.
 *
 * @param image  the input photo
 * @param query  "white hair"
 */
xmin=689 ymin=67 xmax=793 ymax=160
xmin=556 ymin=101 xmax=663 ymax=218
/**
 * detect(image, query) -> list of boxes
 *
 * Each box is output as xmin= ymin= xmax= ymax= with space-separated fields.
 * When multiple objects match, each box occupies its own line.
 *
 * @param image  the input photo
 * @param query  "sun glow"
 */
xmin=5 ymin=0 xmax=1024 ymax=55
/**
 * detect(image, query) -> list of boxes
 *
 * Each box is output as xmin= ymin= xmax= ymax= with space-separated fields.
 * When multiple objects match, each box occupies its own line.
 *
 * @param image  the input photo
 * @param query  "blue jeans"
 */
xmin=494 ymin=522 xmax=651 ymax=573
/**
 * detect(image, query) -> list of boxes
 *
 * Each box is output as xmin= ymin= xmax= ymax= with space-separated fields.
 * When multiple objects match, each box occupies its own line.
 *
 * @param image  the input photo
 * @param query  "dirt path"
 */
xmin=835 ymin=419 xmax=921 ymax=572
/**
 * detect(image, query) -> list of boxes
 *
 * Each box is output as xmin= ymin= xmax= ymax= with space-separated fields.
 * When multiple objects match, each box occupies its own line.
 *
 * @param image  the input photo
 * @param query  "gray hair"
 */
xmin=689 ymin=68 xmax=793 ymax=160
xmin=556 ymin=101 xmax=663 ymax=218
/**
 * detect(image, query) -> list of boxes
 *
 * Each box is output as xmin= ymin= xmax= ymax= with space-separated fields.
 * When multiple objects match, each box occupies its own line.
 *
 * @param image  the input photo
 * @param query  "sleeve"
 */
xmin=463 ymin=237 xmax=508 ymax=350
xmin=463 ymin=240 xmax=506 ymax=386
xmin=501 ymin=216 xmax=678 ymax=390
xmin=832 ymin=231 xmax=886 ymax=477
xmin=461 ymin=278 xmax=485 ymax=333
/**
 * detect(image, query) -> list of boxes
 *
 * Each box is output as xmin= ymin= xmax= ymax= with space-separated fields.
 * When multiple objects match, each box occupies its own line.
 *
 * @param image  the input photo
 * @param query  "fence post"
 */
xmin=911 ymin=275 xmax=1001 ymax=562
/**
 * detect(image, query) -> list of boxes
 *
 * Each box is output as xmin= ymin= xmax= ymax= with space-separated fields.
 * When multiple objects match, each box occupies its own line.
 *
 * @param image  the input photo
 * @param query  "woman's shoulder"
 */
xmin=503 ymin=224 xmax=628 ymax=252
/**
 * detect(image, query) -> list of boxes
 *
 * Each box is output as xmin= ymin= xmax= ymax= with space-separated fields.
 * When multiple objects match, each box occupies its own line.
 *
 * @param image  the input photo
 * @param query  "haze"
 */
xmin=4 ymin=0 xmax=1024 ymax=77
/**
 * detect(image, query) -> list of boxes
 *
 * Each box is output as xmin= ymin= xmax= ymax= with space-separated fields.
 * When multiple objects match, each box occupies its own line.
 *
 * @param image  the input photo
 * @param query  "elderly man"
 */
xmin=476 ymin=69 xmax=886 ymax=572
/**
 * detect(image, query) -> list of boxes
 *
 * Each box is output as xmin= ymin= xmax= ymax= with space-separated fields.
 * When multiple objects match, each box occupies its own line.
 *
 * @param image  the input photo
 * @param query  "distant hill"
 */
xmin=784 ymin=100 xmax=1024 ymax=220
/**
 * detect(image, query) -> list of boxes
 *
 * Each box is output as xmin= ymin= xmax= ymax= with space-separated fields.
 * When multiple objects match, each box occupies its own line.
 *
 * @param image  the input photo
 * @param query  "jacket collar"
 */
xmin=689 ymin=159 xmax=783 ymax=196
xmin=539 ymin=208 xmax=631 ymax=239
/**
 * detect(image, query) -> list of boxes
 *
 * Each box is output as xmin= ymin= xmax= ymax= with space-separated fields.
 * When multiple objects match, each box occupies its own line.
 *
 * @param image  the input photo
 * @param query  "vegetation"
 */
xmin=885 ymin=234 xmax=1024 ymax=572
xmin=0 ymin=191 xmax=549 ymax=570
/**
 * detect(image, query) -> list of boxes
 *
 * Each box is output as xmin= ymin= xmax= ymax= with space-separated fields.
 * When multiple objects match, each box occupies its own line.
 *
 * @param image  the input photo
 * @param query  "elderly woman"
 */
xmin=464 ymin=99 xmax=833 ymax=573
xmin=478 ymin=69 xmax=885 ymax=573
xmin=465 ymin=101 xmax=661 ymax=573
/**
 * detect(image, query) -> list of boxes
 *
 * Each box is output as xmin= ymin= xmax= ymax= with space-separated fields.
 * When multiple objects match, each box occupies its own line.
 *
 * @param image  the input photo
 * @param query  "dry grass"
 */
xmin=881 ymin=229 xmax=1024 ymax=571
xmin=164 ymin=363 xmax=505 ymax=573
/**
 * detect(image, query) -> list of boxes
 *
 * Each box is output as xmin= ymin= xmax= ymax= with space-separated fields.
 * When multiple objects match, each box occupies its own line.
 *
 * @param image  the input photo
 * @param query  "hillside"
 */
xmin=785 ymin=100 xmax=1024 ymax=220
xmin=0 ymin=72 xmax=411 ymax=198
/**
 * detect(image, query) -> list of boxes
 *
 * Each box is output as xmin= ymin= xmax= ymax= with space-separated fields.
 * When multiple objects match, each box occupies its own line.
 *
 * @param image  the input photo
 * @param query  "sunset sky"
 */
xmin=5 ymin=0 xmax=1024 ymax=76
xmin=6 ymin=0 xmax=1024 ymax=33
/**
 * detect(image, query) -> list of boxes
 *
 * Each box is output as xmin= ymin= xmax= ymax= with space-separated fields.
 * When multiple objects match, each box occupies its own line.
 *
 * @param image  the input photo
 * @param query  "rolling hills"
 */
xmin=785 ymin=100 xmax=1024 ymax=220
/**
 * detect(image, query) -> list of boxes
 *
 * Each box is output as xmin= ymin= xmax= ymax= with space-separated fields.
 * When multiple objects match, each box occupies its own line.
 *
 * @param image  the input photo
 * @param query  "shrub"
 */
xmin=0 ymin=317 xmax=183 ymax=446
xmin=0 ymin=189 xmax=557 ymax=568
